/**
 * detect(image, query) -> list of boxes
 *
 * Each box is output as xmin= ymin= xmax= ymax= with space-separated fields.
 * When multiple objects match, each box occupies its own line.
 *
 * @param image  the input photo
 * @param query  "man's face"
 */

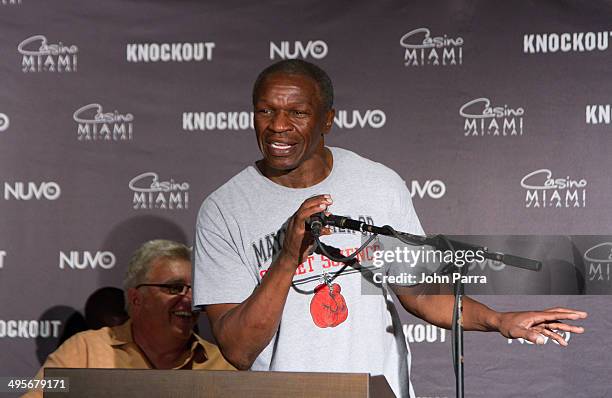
xmin=131 ymin=257 xmax=198 ymax=342
xmin=254 ymin=72 xmax=334 ymax=172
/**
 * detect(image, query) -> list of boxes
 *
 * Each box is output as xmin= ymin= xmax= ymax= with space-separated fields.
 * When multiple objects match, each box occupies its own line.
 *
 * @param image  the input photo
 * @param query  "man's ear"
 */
xmin=127 ymin=287 xmax=141 ymax=311
xmin=322 ymin=108 xmax=335 ymax=135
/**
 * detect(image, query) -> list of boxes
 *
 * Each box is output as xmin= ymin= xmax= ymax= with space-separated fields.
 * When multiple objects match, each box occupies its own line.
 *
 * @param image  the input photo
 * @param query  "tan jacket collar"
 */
xmin=108 ymin=319 xmax=209 ymax=364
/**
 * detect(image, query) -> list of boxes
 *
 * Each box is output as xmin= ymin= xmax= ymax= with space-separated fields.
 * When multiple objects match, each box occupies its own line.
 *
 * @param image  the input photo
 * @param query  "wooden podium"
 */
xmin=44 ymin=368 xmax=396 ymax=398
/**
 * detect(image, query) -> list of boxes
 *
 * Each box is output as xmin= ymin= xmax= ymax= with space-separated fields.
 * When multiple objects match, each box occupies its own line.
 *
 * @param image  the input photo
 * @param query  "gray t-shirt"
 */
xmin=193 ymin=147 xmax=424 ymax=398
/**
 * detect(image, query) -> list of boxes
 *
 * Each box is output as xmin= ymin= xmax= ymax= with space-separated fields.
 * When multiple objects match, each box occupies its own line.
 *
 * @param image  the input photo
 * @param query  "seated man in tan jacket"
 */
xmin=24 ymin=240 xmax=234 ymax=397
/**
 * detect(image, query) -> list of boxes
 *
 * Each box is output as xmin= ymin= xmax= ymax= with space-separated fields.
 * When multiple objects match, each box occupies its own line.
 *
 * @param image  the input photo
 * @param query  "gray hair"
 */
xmin=123 ymin=239 xmax=191 ymax=313
xmin=252 ymin=59 xmax=334 ymax=111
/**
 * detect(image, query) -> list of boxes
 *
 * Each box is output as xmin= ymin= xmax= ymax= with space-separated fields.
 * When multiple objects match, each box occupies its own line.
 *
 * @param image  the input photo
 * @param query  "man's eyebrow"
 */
xmin=255 ymin=98 xmax=315 ymax=106
xmin=160 ymin=278 xmax=188 ymax=284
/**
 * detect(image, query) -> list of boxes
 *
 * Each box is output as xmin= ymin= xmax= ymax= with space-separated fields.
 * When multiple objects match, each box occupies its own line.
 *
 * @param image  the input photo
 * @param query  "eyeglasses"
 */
xmin=136 ymin=283 xmax=192 ymax=296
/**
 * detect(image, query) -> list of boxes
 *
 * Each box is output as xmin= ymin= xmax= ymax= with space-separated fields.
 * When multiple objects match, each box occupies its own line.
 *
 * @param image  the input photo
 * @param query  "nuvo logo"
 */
xmin=59 ymin=251 xmax=116 ymax=270
xmin=460 ymin=98 xmax=524 ymax=136
xmin=520 ymin=169 xmax=587 ymax=208
xmin=270 ymin=40 xmax=328 ymax=60
xmin=401 ymin=28 xmax=463 ymax=67
xmin=584 ymin=242 xmax=612 ymax=282
xmin=3 ymin=181 xmax=61 ymax=200
xmin=74 ymin=103 xmax=134 ymax=141
xmin=524 ymin=31 xmax=612 ymax=54
xmin=409 ymin=180 xmax=446 ymax=199
xmin=0 ymin=113 xmax=8 ymax=132
xmin=334 ymin=110 xmax=386 ymax=129
xmin=129 ymin=172 xmax=189 ymax=210
xmin=18 ymin=34 xmax=78 ymax=73
xmin=126 ymin=41 xmax=215 ymax=62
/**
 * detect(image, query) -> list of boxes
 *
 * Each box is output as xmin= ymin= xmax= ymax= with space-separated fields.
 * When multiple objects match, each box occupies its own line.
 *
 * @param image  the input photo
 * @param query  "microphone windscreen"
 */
xmin=501 ymin=254 xmax=542 ymax=272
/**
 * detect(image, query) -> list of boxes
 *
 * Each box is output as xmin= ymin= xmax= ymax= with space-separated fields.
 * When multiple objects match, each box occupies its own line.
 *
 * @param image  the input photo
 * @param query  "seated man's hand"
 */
xmin=496 ymin=307 xmax=587 ymax=346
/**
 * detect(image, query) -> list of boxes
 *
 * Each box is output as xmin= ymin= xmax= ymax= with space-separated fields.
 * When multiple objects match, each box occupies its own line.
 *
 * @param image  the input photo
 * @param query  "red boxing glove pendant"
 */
xmin=310 ymin=283 xmax=348 ymax=328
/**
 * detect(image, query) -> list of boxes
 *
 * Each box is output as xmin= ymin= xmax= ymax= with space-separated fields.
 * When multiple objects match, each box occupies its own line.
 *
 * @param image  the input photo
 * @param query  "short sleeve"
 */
xmin=22 ymin=334 xmax=88 ymax=398
xmin=396 ymin=179 xmax=425 ymax=235
xmin=192 ymin=197 xmax=258 ymax=308
xmin=382 ymin=180 xmax=442 ymax=285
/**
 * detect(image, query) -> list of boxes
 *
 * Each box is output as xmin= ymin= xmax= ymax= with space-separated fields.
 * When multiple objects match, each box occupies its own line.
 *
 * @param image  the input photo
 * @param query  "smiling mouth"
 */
xmin=172 ymin=310 xmax=194 ymax=319
xmin=267 ymin=141 xmax=297 ymax=155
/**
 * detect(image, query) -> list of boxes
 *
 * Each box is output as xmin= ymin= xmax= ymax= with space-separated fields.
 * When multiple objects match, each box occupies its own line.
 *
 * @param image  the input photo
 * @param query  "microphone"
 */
xmin=325 ymin=214 xmax=368 ymax=231
xmin=306 ymin=212 xmax=326 ymax=236
xmin=307 ymin=212 xmax=390 ymax=235
xmin=308 ymin=212 xmax=543 ymax=271
xmin=325 ymin=214 xmax=392 ymax=235
xmin=490 ymin=253 xmax=542 ymax=272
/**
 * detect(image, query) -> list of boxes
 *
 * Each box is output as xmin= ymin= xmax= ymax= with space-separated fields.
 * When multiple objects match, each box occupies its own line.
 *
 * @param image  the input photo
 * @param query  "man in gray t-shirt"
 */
xmin=193 ymin=60 xmax=586 ymax=398
xmin=195 ymin=145 xmax=421 ymax=397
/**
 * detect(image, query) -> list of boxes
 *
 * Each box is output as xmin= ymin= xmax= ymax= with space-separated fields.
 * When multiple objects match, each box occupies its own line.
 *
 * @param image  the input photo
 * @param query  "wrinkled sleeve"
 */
xmin=383 ymin=180 xmax=441 ymax=285
xmin=192 ymin=197 xmax=258 ymax=309
xmin=22 ymin=334 xmax=88 ymax=398
xmin=396 ymin=180 xmax=425 ymax=236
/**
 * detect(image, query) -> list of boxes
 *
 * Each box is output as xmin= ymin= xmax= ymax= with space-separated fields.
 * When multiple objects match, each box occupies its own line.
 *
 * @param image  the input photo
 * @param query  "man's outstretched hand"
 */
xmin=496 ymin=307 xmax=587 ymax=346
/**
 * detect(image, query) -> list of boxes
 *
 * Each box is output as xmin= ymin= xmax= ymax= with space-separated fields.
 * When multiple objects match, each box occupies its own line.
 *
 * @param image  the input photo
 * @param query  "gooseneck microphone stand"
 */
xmin=308 ymin=213 xmax=542 ymax=398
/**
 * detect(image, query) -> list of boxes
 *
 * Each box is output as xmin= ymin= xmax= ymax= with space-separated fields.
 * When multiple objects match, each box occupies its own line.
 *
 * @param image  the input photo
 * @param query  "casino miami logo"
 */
xmin=400 ymin=27 xmax=463 ymax=67
xmin=0 ymin=113 xmax=9 ymax=132
xmin=460 ymin=97 xmax=525 ymax=137
xmin=129 ymin=172 xmax=189 ymax=210
xmin=18 ymin=34 xmax=78 ymax=73
xmin=270 ymin=40 xmax=328 ymax=60
xmin=584 ymin=242 xmax=612 ymax=282
xmin=74 ymin=103 xmax=134 ymax=141
xmin=520 ymin=169 xmax=587 ymax=208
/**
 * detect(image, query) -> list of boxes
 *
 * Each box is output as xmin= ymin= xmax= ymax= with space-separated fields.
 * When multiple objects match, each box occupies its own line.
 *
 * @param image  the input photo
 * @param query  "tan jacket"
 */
xmin=22 ymin=320 xmax=235 ymax=397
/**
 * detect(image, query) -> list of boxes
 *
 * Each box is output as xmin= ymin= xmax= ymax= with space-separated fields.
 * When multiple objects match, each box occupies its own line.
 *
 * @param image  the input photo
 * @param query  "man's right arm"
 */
xmin=205 ymin=251 xmax=303 ymax=370
xmin=203 ymin=195 xmax=332 ymax=370
xmin=21 ymin=333 xmax=88 ymax=398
